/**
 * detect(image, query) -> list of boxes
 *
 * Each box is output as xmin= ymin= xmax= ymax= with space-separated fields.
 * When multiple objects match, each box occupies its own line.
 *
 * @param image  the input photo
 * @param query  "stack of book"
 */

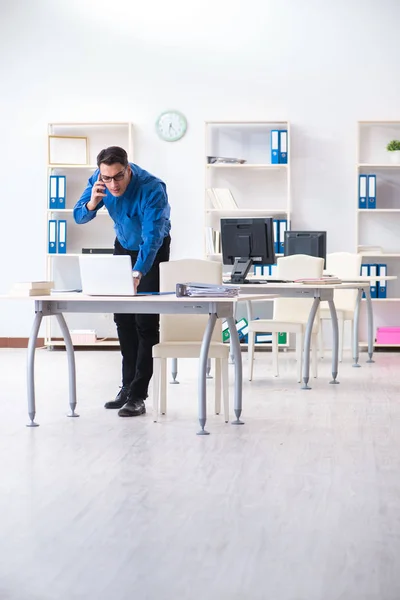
xmin=10 ymin=281 xmax=54 ymax=296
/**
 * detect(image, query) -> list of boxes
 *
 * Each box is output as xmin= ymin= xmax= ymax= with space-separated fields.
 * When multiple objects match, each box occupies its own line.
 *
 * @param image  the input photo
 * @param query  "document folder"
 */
xmin=48 ymin=220 xmax=57 ymax=254
xmin=279 ymin=130 xmax=288 ymax=164
xmin=270 ymin=130 xmax=280 ymax=164
xmin=378 ymin=264 xmax=387 ymax=298
xmin=57 ymin=219 xmax=67 ymax=254
xmin=49 ymin=176 xmax=58 ymax=209
xmin=367 ymin=174 xmax=376 ymax=209
xmin=57 ymin=175 xmax=66 ymax=209
xmin=359 ymin=175 xmax=367 ymax=209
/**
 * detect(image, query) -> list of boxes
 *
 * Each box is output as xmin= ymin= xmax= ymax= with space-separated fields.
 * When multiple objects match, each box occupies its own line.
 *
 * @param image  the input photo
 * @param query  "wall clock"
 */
xmin=156 ymin=110 xmax=187 ymax=142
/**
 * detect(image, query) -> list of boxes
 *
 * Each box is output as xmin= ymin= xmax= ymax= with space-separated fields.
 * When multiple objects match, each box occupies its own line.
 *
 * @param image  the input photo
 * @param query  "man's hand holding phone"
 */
xmin=87 ymin=175 xmax=106 ymax=211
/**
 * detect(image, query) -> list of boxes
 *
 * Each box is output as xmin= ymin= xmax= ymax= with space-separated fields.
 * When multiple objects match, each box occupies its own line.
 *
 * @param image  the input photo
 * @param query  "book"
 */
xmin=12 ymin=281 xmax=54 ymax=290
xmin=10 ymin=288 xmax=53 ymax=296
xmin=205 ymin=227 xmax=215 ymax=254
xmin=358 ymin=245 xmax=383 ymax=255
xmin=206 ymin=188 xmax=238 ymax=210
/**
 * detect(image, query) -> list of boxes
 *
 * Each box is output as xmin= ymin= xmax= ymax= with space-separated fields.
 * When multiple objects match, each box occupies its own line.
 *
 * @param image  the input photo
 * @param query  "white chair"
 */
xmin=247 ymin=254 xmax=324 ymax=382
xmin=152 ymin=259 xmax=229 ymax=422
xmin=319 ymin=252 xmax=362 ymax=362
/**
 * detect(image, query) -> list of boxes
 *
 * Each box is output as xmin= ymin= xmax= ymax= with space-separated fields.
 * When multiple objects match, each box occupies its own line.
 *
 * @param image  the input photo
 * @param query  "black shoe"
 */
xmin=104 ymin=386 xmax=131 ymax=409
xmin=118 ymin=399 xmax=146 ymax=417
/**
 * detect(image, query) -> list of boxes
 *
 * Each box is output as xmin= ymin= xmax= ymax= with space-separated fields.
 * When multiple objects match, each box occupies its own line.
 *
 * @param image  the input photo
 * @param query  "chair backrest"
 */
xmin=160 ymin=259 xmax=223 ymax=342
xmin=326 ymin=252 xmax=362 ymax=313
xmin=273 ymin=254 xmax=324 ymax=323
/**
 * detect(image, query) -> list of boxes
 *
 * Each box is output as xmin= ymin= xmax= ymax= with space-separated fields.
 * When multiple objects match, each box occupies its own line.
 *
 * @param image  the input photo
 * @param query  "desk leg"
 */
xmin=170 ymin=358 xmax=179 ymax=384
xmin=301 ymin=297 xmax=320 ymax=390
xmin=26 ymin=311 xmax=43 ymax=427
xmin=55 ymin=314 xmax=78 ymax=418
xmin=197 ymin=313 xmax=217 ymax=435
xmin=365 ymin=287 xmax=375 ymax=363
xmin=227 ymin=316 xmax=244 ymax=425
xmin=206 ymin=358 xmax=213 ymax=379
xmin=328 ymin=299 xmax=340 ymax=384
xmin=353 ymin=289 xmax=362 ymax=368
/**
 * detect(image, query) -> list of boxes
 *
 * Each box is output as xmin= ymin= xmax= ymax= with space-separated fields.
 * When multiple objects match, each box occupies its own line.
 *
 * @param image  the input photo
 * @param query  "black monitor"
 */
xmin=284 ymin=231 xmax=327 ymax=266
xmin=221 ymin=218 xmax=276 ymax=283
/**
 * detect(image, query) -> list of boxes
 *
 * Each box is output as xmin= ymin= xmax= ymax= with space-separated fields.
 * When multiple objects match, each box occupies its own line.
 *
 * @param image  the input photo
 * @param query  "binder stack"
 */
xmin=361 ymin=263 xmax=387 ymax=298
xmin=49 ymin=175 xmax=66 ymax=209
xmin=359 ymin=173 xmax=377 ymax=209
xmin=270 ymin=130 xmax=289 ymax=164
xmin=48 ymin=219 xmax=68 ymax=254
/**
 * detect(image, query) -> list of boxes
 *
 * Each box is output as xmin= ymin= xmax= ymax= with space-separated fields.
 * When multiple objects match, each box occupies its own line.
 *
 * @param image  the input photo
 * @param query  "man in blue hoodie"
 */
xmin=73 ymin=146 xmax=171 ymax=417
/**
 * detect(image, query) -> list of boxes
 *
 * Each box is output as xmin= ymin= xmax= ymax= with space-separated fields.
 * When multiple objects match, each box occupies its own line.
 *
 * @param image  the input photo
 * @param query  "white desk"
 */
xmin=232 ymin=282 xmax=371 ymax=389
xmin=11 ymin=292 xmax=275 ymax=434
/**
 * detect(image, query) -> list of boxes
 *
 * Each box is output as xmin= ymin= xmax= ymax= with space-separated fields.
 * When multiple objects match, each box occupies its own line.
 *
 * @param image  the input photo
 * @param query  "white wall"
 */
xmin=1 ymin=0 xmax=400 ymax=335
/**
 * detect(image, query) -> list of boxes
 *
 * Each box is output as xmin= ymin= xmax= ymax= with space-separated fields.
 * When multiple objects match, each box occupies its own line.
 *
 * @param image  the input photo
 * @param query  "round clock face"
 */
xmin=156 ymin=110 xmax=187 ymax=142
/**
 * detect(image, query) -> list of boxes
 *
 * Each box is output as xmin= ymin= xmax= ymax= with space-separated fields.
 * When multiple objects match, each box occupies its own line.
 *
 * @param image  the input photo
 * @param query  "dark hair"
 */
xmin=96 ymin=146 xmax=128 ymax=168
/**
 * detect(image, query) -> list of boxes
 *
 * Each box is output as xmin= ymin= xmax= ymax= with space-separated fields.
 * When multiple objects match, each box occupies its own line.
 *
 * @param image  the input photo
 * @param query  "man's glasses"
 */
xmin=100 ymin=168 xmax=126 ymax=183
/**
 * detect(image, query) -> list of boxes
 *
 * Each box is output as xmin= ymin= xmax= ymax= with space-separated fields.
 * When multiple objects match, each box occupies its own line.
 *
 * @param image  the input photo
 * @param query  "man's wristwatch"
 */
xmin=132 ymin=270 xmax=142 ymax=280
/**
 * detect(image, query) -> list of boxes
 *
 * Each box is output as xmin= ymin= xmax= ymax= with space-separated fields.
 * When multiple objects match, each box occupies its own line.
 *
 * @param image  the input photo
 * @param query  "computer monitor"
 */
xmin=284 ymin=231 xmax=327 ymax=266
xmin=221 ymin=218 xmax=276 ymax=283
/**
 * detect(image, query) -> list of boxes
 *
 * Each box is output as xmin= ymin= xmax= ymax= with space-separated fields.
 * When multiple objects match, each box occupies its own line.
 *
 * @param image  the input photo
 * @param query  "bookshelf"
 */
xmin=205 ymin=121 xmax=291 ymax=348
xmin=204 ymin=120 xmax=291 ymax=259
xmin=45 ymin=122 xmax=134 ymax=348
xmin=356 ymin=120 xmax=400 ymax=348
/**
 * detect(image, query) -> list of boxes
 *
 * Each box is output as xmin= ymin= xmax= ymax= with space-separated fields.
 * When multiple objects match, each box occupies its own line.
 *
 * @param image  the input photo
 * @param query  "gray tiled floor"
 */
xmin=1 ymin=348 xmax=400 ymax=600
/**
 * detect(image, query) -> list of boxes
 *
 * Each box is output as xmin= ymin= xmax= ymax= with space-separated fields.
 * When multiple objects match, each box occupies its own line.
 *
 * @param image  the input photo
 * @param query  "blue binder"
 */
xmin=254 ymin=265 xmax=263 ymax=276
xmin=367 ymin=175 xmax=376 ymax=209
xmin=48 ymin=220 xmax=57 ymax=254
xmin=378 ymin=264 xmax=387 ymax=298
xmin=57 ymin=175 xmax=66 ymax=210
xmin=273 ymin=219 xmax=279 ymax=255
xmin=279 ymin=220 xmax=287 ymax=254
xmin=359 ymin=174 xmax=367 ymax=209
xmin=57 ymin=219 xmax=67 ymax=254
xmin=49 ymin=176 xmax=58 ymax=209
xmin=360 ymin=264 xmax=369 ymax=298
xmin=369 ymin=264 xmax=378 ymax=298
xmin=278 ymin=130 xmax=288 ymax=164
xmin=270 ymin=130 xmax=280 ymax=164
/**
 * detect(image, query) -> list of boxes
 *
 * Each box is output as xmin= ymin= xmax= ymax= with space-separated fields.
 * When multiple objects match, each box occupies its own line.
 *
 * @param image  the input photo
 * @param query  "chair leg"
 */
xmin=153 ymin=357 xmax=160 ymax=422
xmin=272 ymin=332 xmax=279 ymax=377
xmin=248 ymin=330 xmax=255 ymax=381
xmin=338 ymin=318 xmax=344 ymax=363
xmin=222 ymin=358 xmax=229 ymax=423
xmin=312 ymin=333 xmax=318 ymax=379
xmin=296 ymin=333 xmax=303 ymax=383
xmin=319 ymin=321 xmax=324 ymax=359
xmin=160 ymin=358 xmax=167 ymax=415
xmin=214 ymin=358 xmax=221 ymax=415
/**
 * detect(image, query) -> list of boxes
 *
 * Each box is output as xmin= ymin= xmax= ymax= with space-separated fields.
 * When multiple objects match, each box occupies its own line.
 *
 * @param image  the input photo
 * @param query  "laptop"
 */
xmin=79 ymin=255 xmax=136 ymax=296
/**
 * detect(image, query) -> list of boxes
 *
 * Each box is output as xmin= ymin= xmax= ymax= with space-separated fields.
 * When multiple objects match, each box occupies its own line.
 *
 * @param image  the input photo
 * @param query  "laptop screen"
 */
xmin=79 ymin=255 xmax=135 ymax=296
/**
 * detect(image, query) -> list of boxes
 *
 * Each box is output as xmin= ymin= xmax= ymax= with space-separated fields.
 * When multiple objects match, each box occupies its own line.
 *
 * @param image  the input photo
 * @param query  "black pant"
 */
xmin=113 ymin=235 xmax=171 ymax=399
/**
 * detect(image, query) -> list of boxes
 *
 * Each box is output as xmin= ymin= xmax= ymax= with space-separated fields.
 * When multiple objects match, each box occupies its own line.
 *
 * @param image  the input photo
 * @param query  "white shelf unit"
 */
xmin=45 ymin=122 xmax=134 ymax=348
xmin=205 ymin=120 xmax=291 ymax=348
xmin=356 ymin=121 xmax=400 ymax=348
